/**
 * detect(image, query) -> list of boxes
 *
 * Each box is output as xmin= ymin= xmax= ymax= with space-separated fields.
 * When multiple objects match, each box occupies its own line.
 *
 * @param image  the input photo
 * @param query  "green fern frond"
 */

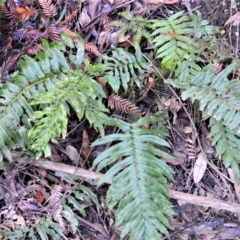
xmin=61 ymin=205 xmax=78 ymax=234
xmin=101 ymin=48 xmax=151 ymax=92
xmin=64 ymin=184 xmax=100 ymax=219
xmin=180 ymin=61 xmax=240 ymax=132
xmin=0 ymin=31 xmax=107 ymax=160
xmin=35 ymin=217 xmax=64 ymax=240
xmin=170 ymin=60 xmax=240 ymax=179
xmin=92 ymin=112 xmax=174 ymax=239
xmin=151 ymin=11 xmax=216 ymax=69
xmin=1 ymin=217 xmax=64 ymax=240
xmin=209 ymin=118 xmax=240 ymax=181
xmin=28 ymin=67 xmax=108 ymax=158
xmin=0 ymin=38 xmax=75 ymax=165
xmin=111 ymin=11 xmax=153 ymax=47
xmin=174 ymin=60 xmax=202 ymax=83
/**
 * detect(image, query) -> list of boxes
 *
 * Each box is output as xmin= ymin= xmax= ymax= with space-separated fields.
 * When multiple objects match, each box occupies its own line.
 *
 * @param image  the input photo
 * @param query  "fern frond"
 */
xmin=1 ymin=216 xmax=64 ymax=239
xmin=151 ymin=11 xmax=215 ymax=69
xmin=84 ymin=40 xmax=101 ymax=57
xmin=92 ymin=112 xmax=174 ymax=239
xmin=0 ymin=34 xmax=84 ymax=163
xmin=1 ymin=52 xmax=21 ymax=82
xmin=100 ymin=13 xmax=113 ymax=50
xmin=209 ymin=118 xmax=240 ymax=181
xmin=108 ymin=94 xmax=141 ymax=117
xmin=38 ymin=0 xmax=57 ymax=17
xmin=47 ymin=23 xmax=61 ymax=41
xmin=101 ymin=48 xmax=151 ymax=92
xmin=11 ymin=6 xmax=38 ymax=21
xmin=35 ymin=217 xmax=64 ymax=239
xmin=28 ymin=72 xmax=108 ymax=157
xmin=112 ymin=11 xmax=153 ymax=47
xmin=179 ymin=61 xmax=240 ymax=132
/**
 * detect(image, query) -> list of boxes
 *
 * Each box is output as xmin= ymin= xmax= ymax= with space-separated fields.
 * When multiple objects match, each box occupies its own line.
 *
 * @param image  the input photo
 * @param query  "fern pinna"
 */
xmin=92 ymin=112 xmax=174 ymax=239
xmin=0 ymin=33 xmax=106 ymax=162
xmin=151 ymin=11 xmax=217 ymax=70
xmin=170 ymin=60 xmax=240 ymax=180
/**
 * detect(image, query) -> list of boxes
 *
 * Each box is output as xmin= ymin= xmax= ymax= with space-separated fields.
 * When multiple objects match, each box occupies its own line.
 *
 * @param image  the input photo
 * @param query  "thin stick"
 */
xmin=31 ymin=159 xmax=240 ymax=213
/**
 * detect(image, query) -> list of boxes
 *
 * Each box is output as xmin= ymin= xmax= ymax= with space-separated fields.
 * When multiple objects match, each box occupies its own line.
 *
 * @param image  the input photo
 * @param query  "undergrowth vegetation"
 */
xmin=1 ymin=6 xmax=240 ymax=240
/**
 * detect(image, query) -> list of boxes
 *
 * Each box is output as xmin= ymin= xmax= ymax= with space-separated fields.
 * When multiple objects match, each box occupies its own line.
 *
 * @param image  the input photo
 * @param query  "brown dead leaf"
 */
xmin=66 ymin=145 xmax=79 ymax=165
xmin=79 ymin=7 xmax=91 ymax=27
xmin=224 ymin=12 xmax=240 ymax=26
xmin=37 ymin=189 xmax=45 ymax=204
xmin=193 ymin=152 xmax=207 ymax=183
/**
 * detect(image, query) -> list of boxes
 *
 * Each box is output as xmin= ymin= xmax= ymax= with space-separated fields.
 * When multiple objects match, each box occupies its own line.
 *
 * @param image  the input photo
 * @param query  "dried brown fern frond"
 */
xmin=81 ymin=130 xmax=90 ymax=159
xmin=1 ymin=52 xmax=21 ymax=82
xmin=53 ymin=202 xmax=66 ymax=232
xmin=11 ymin=6 xmax=38 ymax=21
xmin=47 ymin=184 xmax=63 ymax=207
xmin=38 ymin=0 xmax=57 ymax=17
xmin=26 ymin=44 xmax=43 ymax=55
xmin=58 ymin=9 xmax=79 ymax=27
xmin=185 ymin=137 xmax=196 ymax=160
xmin=108 ymin=94 xmax=142 ymax=117
xmin=84 ymin=41 xmax=101 ymax=57
xmin=48 ymin=23 xmax=61 ymax=41
xmin=99 ymin=13 xmax=113 ymax=50
xmin=162 ymin=95 xmax=181 ymax=112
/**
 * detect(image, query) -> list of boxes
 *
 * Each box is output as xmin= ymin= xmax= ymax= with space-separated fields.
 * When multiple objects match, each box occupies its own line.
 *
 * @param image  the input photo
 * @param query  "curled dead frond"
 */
xmin=108 ymin=94 xmax=142 ymax=117
xmin=162 ymin=96 xmax=181 ymax=112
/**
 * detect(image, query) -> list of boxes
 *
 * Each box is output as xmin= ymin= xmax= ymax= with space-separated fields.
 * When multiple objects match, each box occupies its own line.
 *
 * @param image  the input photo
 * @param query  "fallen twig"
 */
xmin=31 ymin=159 xmax=240 ymax=213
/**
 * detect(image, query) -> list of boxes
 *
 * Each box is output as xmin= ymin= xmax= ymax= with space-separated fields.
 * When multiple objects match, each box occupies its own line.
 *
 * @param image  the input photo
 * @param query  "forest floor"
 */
xmin=1 ymin=0 xmax=240 ymax=239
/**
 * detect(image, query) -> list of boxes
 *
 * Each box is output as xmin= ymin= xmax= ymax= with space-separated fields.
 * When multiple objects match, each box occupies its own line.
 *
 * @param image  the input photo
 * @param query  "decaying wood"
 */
xmin=31 ymin=159 xmax=113 ymax=184
xmin=31 ymin=159 xmax=240 ymax=213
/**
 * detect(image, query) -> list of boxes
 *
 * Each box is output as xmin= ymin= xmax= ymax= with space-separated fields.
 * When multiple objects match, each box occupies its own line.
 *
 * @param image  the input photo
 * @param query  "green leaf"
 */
xmin=93 ymin=112 xmax=174 ymax=239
